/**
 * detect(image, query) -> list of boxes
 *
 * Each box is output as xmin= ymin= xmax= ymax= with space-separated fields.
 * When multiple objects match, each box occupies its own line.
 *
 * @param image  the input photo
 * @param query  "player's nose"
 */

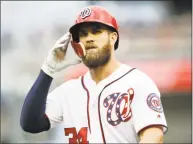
xmin=85 ymin=33 xmax=95 ymax=43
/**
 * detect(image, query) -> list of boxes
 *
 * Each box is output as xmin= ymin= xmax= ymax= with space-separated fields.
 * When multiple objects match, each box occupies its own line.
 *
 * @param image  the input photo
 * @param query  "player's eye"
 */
xmin=91 ymin=27 xmax=101 ymax=34
xmin=79 ymin=29 xmax=88 ymax=37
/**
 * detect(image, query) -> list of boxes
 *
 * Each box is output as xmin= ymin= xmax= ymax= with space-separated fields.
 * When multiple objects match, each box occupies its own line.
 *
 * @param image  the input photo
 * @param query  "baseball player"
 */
xmin=20 ymin=6 xmax=168 ymax=143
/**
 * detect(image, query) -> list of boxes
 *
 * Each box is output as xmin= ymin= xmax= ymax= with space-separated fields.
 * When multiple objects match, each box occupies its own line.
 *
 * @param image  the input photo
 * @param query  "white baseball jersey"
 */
xmin=45 ymin=64 xmax=168 ymax=143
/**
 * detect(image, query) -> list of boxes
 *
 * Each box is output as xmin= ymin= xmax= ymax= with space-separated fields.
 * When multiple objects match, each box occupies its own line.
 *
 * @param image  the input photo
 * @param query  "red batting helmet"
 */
xmin=69 ymin=6 xmax=119 ymax=50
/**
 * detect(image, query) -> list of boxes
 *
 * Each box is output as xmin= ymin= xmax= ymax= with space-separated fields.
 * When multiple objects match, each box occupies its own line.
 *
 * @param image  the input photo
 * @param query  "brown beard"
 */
xmin=82 ymin=39 xmax=111 ymax=68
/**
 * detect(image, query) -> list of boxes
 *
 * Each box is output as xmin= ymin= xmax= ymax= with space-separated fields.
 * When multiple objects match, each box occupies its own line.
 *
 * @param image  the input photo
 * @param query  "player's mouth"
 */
xmin=86 ymin=46 xmax=97 ymax=50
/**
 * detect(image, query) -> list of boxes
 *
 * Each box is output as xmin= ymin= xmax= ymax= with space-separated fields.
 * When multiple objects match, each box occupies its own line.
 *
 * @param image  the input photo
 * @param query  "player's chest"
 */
xmin=65 ymin=79 xmax=134 ymax=121
xmin=63 ymin=78 xmax=135 ymax=142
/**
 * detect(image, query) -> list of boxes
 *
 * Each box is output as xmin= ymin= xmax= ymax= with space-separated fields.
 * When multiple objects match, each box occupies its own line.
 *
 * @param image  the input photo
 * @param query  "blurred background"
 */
xmin=1 ymin=1 xmax=192 ymax=143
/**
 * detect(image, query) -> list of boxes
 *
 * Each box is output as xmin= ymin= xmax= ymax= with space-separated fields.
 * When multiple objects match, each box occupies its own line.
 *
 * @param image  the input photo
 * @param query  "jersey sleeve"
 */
xmin=131 ymin=70 xmax=168 ymax=135
xmin=45 ymin=84 xmax=65 ymax=129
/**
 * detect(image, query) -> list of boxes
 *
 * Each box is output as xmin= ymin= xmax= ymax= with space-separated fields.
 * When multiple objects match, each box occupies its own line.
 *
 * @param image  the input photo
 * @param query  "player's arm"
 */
xmin=20 ymin=32 xmax=81 ymax=133
xmin=20 ymin=70 xmax=53 ymax=133
xmin=139 ymin=125 xmax=163 ymax=143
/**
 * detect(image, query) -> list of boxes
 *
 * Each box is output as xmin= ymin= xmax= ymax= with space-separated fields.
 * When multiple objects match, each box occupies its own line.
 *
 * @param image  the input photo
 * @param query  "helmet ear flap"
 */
xmin=70 ymin=23 xmax=85 ymax=43
xmin=70 ymin=25 xmax=79 ymax=43
xmin=72 ymin=32 xmax=79 ymax=43
xmin=71 ymin=41 xmax=86 ymax=57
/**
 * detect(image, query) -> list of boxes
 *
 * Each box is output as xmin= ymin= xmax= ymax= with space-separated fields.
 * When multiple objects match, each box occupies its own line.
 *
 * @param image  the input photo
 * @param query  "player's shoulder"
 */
xmin=129 ymin=66 xmax=159 ymax=90
xmin=122 ymin=64 xmax=155 ymax=84
xmin=134 ymin=69 xmax=151 ymax=79
xmin=124 ymin=65 xmax=151 ymax=80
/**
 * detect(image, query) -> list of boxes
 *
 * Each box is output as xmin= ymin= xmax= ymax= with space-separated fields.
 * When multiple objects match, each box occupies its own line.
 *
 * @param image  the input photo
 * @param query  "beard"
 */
xmin=82 ymin=39 xmax=111 ymax=69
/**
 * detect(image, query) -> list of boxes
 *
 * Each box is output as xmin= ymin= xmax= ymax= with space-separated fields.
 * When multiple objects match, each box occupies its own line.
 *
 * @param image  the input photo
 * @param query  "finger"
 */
xmin=55 ymin=48 xmax=66 ymax=61
xmin=52 ymin=42 xmax=70 ymax=52
xmin=56 ymin=32 xmax=71 ymax=44
xmin=53 ymin=44 xmax=65 ymax=49
xmin=62 ymin=38 xmax=70 ymax=51
xmin=50 ymin=44 xmax=65 ymax=53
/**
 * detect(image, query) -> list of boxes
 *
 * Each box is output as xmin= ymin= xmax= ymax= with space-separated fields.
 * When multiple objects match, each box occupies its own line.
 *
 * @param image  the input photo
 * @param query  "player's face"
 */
xmin=78 ymin=23 xmax=115 ymax=68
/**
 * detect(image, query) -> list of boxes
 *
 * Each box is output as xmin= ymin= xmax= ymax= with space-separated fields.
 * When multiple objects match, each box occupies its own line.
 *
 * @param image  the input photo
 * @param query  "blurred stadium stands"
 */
xmin=1 ymin=1 xmax=192 ymax=143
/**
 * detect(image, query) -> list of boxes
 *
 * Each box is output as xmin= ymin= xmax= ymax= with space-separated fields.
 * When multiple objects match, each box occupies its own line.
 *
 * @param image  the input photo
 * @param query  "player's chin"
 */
xmin=85 ymin=51 xmax=99 ymax=59
xmin=83 ymin=61 xmax=101 ymax=68
xmin=83 ymin=55 xmax=110 ymax=68
xmin=83 ymin=56 xmax=98 ymax=63
xmin=82 ymin=56 xmax=100 ymax=67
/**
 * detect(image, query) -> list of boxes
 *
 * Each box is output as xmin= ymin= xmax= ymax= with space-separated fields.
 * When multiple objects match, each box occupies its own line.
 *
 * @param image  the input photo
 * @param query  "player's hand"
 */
xmin=41 ymin=32 xmax=81 ymax=78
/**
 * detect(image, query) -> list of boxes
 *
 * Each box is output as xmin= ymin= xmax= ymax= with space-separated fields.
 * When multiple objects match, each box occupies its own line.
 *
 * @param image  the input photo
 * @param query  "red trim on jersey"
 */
xmin=98 ymin=68 xmax=136 ymax=144
xmin=137 ymin=124 xmax=168 ymax=136
xmin=81 ymin=76 xmax=91 ymax=133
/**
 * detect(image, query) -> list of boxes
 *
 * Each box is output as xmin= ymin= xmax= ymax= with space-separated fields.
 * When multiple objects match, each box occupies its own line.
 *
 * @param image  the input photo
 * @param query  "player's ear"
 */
xmin=109 ymin=31 xmax=118 ymax=46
